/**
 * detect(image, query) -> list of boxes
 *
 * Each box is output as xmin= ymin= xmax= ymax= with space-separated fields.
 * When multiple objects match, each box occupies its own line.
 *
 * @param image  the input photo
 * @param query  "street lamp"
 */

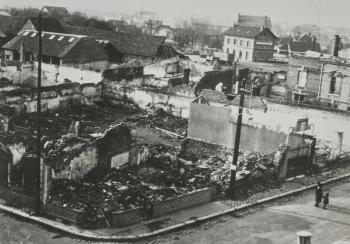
xmin=36 ymin=6 xmax=48 ymax=215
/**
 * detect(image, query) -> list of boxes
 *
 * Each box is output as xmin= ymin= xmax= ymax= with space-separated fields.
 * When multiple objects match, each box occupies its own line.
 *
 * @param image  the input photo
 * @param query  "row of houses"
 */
xmin=0 ymin=15 xmax=178 ymax=71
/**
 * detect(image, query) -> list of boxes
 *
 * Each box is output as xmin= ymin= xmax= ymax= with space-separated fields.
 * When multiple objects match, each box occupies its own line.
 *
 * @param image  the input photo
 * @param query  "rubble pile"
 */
xmin=195 ymin=152 xmax=277 ymax=186
xmin=48 ymin=152 xmax=213 ymax=224
xmin=126 ymin=108 xmax=188 ymax=136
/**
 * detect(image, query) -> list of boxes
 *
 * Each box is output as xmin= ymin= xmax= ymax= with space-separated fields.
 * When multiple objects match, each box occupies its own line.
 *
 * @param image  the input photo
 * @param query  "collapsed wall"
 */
xmin=0 ymin=82 xmax=102 ymax=114
xmin=102 ymin=83 xmax=350 ymax=154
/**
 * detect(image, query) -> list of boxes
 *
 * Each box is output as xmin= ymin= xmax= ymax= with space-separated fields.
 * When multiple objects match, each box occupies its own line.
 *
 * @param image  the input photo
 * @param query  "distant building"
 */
xmin=276 ymin=33 xmax=321 ymax=57
xmin=19 ymin=17 xmax=66 ymax=34
xmin=237 ymin=14 xmax=272 ymax=29
xmin=142 ymin=20 xmax=174 ymax=41
xmin=108 ymin=19 xmax=141 ymax=35
xmin=2 ymin=30 xmax=108 ymax=70
xmin=42 ymin=6 xmax=70 ymax=23
xmin=223 ymin=25 xmax=277 ymax=62
xmin=64 ymin=25 xmax=178 ymax=62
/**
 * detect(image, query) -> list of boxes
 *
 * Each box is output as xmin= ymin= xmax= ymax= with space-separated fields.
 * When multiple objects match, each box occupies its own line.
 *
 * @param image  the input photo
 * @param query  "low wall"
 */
xmin=44 ymin=203 xmax=85 ymax=224
xmin=110 ymin=187 xmax=216 ymax=228
xmin=0 ymin=189 xmax=36 ymax=209
xmin=152 ymin=187 xmax=216 ymax=218
xmin=110 ymin=207 xmax=144 ymax=228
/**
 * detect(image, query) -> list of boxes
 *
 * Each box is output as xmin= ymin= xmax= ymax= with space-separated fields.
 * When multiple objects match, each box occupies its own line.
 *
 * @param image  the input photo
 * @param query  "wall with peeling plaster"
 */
xmin=188 ymin=103 xmax=305 ymax=153
xmin=53 ymin=147 xmax=97 ymax=180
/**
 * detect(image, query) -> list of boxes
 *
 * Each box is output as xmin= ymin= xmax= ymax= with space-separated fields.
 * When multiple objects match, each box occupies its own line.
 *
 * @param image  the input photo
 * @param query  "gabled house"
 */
xmin=223 ymin=25 xmax=277 ymax=62
xmin=276 ymin=33 xmax=321 ymax=57
xmin=19 ymin=17 xmax=66 ymax=34
xmin=2 ymin=30 xmax=108 ymax=70
xmin=64 ymin=25 xmax=178 ymax=62
xmin=237 ymin=14 xmax=272 ymax=29
xmin=0 ymin=15 xmax=26 ymax=47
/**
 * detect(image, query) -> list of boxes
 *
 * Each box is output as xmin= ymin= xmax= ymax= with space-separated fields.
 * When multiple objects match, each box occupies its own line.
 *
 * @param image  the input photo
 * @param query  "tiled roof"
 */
xmin=64 ymin=25 xmax=165 ymax=57
xmin=223 ymin=25 xmax=277 ymax=39
xmin=26 ymin=17 xmax=66 ymax=33
xmin=0 ymin=16 xmax=25 ymax=36
xmin=2 ymin=30 xmax=85 ymax=58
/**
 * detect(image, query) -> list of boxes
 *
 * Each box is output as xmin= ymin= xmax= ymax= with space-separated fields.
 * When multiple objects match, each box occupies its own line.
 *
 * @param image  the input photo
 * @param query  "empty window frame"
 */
xmin=329 ymin=72 xmax=342 ymax=95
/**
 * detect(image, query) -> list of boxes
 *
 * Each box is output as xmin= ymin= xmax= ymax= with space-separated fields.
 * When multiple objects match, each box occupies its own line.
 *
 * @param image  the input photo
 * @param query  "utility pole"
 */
xmin=36 ymin=9 xmax=42 ymax=215
xmin=228 ymin=68 xmax=249 ymax=198
xmin=36 ymin=6 xmax=47 ymax=215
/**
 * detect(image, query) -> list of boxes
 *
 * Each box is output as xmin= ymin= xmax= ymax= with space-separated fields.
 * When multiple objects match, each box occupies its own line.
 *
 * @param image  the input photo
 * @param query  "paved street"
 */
xmin=0 ymin=213 xmax=89 ymax=244
xmin=157 ymin=182 xmax=350 ymax=244
xmin=1 ymin=181 xmax=350 ymax=244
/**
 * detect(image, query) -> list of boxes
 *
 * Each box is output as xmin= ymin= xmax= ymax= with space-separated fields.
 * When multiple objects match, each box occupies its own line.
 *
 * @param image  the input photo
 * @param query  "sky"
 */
xmin=1 ymin=0 xmax=350 ymax=28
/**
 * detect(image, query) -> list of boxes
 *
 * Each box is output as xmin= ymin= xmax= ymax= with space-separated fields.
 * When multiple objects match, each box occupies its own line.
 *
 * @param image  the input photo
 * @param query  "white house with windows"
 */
xmin=223 ymin=25 xmax=277 ymax=62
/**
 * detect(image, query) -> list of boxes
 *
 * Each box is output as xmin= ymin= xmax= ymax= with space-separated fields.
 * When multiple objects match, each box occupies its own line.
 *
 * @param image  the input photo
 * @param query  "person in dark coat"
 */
xmin=323 ymin=193 xmax=329 ymax=209
xmin=315 ymin=182 xmax=323 ymax=207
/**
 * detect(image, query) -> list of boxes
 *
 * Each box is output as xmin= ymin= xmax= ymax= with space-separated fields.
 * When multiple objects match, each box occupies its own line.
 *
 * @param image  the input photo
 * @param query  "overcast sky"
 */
xmin=1 ymin=0 xmax=349 ymax=27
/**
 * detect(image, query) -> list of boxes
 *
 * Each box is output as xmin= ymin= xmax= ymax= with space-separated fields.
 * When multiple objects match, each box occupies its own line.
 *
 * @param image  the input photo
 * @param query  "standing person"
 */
xmin=323 ymin=193 xmax=329 ymax=209
xmin=315 ymin=182 xmax=323 ymax=207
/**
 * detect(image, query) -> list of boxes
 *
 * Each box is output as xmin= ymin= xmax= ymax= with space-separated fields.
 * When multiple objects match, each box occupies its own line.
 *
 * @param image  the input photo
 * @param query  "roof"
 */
xmin=0 ymin=16 xmax=25 ymax=36
xmin=298 ymin=33 xmax=313 ymax=43
xmin=2 ymin=30 xmax=86 ymax=58
xmin=290 ymin=41 xmax=321 ymax=53
xmin=64 ymin=25 xmax=165 ymax=57
xmin=25 ymin=18 xmax=66 ymax=33
xmin=237 ymin=14 xmax=272 ymax=29
xmin=223 ymin=25 xmax=277 ymax=39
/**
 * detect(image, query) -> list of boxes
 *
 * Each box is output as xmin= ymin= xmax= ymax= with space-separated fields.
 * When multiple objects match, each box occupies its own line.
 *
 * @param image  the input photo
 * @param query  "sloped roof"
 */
xmin=298 ymin=33 xmax=313 ymax=43
xmin=290 ymin=41 xmax=321 ymax=53
xmin=64 ymin=25 xmax=165 ymax=57
xmin=0 ymin=15 xmax=25 ymax=36
xmin=26 ymin=17 xmax=66 ymax=33
xmin=2 ymin=30 xmax=85 ymax=58
xmin=223 ymin=25 xmax=277 ymax=39
xmin=237 ymin=14 xmax=271 ymax=29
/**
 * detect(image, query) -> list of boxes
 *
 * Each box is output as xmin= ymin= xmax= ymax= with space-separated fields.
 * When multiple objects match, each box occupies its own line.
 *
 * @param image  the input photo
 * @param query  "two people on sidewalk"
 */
xmin=315 ymin=182 xmax=329 ymax=209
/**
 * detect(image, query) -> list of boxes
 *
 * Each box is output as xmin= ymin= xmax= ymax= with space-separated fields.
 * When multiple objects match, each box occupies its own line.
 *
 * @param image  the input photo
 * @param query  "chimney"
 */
xmin=333 ymin=35 xmax=341 ymax=57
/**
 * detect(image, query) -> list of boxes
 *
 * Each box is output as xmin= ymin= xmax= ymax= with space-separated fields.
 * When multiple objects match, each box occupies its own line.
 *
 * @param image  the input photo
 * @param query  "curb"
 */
xmin=1 ymin=173 xmax=350 ymax=242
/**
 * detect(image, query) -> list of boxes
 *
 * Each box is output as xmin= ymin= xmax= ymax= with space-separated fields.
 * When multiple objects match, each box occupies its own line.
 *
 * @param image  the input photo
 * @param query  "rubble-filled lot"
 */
xmin=1 ymin=102 xmax=282 ymax=227
xmin=48 ymin=152 xmax=214 ymax=224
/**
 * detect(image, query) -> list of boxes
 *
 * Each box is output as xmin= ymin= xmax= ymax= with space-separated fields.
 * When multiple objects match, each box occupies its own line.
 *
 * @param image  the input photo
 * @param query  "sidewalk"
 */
xmin=0 ymin=162 xmax=350 ymax=242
